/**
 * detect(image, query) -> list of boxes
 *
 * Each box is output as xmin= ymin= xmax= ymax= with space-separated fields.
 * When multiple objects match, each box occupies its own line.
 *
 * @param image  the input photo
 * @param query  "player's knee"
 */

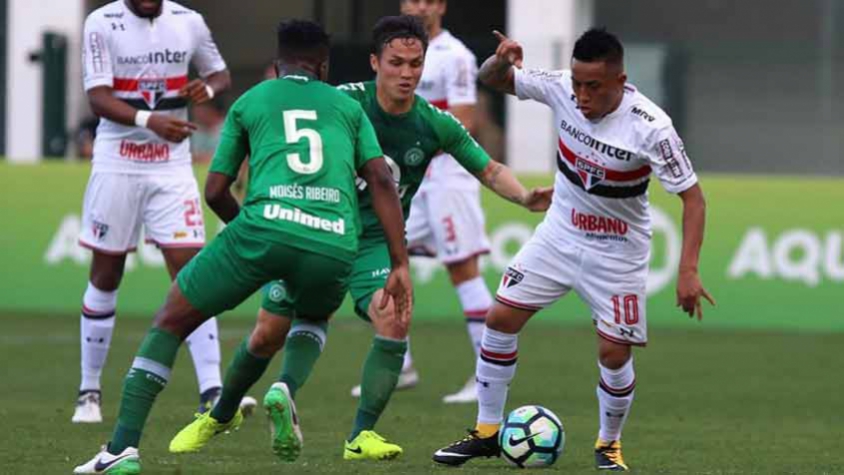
xmin=485 ymin=303 xmax=528 ymax=334
xmin=369 ymin=300 xmax=408 ymax=339
xmin=598 ymin=341 xmax=631 ymax=369
xmin=248 ymin=324 xmax=285 ymax=358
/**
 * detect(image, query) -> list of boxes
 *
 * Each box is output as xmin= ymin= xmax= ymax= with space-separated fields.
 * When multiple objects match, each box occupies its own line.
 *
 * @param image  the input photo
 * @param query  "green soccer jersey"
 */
xmin=211 ymin=74 xmax=383 ymax=262
xmin=337 ymin=81 xmax=491 ymax=241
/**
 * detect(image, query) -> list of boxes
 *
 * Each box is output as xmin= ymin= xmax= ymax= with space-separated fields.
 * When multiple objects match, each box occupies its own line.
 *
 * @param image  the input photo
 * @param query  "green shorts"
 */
xmin=262 ymin=238 xmax=389 ymax=321
xmin=177 ymin=220 xmax=352 ymax=319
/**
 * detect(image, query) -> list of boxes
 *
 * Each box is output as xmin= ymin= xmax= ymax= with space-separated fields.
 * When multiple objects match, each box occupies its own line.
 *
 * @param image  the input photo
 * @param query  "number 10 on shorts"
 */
xmin=611 ymin=295 xmax=640 ymax=325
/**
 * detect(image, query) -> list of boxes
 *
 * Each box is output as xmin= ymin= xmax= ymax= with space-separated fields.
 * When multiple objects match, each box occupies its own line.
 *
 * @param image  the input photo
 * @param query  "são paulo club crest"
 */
xmin=575 ymin=157 xmax=606 ymax=191
xmin=138 ymin=73 xmax=166 ymax=109
xmin=501 ymin=265 xmax=525 ymax=288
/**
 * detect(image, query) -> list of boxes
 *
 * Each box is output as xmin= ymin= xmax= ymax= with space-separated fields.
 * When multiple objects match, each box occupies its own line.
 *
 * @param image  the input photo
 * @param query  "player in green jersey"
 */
xmin=254 ymin=16 xmax=551 ymax=462
xmin=74 ymin=20 xmax=411 ymax=474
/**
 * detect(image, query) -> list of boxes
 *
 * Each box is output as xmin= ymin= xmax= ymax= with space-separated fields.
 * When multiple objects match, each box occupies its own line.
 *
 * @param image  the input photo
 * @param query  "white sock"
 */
xmin=476 ymin=326 xmax=518 ymax=425
xmin=79 ymin=283 xmax=118 ymax=392
xmin=456 ymin=276 xmax=493 ymax=357
xmin=597 ymin=357 xmax=636 ymax=442
xmin=402 ymin=336 xmax=413 ymax=371
xmin=185 ymin=317 xmax=222 ymax=394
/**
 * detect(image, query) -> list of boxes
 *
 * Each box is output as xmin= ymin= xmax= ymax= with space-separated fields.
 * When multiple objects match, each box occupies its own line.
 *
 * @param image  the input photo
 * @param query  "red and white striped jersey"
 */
xmin=82 ymin=0 xmax=226 ymax=174
xmin=416 ymin=30 xmax=480 ymax=191
xmin=514 ymin=68 xmax=697 ymax=260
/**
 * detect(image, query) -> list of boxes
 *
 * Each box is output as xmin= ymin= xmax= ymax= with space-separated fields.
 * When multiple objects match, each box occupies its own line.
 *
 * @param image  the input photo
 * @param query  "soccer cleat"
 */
xmin=197 ymin=387 xmax=221 ymax=414
xmin=432 ymin=430 xmax=501 ymax=466
xmin=344 ymin=430 xmax=403 ymax=461
xmin=442 ymin=376 xmax=477 ymax=404
xmin=350 ymin=366 xmax=420 ymax=398
xmin=72 ymin=390 xmax=103 ymax=424
xmin=595 ymin=438 xmax=629 ymax=471
xmin=73 ymin=445 xmax=140 ymax=474
xmin=264 ymin=382 xmax=303 ymax=462
xmin=239 ymin=395 xmax=258 ymax=418
xmin=168 ymin=410 xmax=243 ymax=453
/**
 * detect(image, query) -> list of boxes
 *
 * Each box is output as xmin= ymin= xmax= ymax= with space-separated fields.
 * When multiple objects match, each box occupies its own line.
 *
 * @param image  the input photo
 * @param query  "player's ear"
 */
xmin=319 ymin=60 xmax=330 ymax=82
xmin=370 ymin=53 xmax=379 ymax=74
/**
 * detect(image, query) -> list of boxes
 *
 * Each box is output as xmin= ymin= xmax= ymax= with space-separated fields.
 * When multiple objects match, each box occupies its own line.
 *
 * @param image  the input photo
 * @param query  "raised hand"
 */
xmin=492 ymin=30 xmax=524 ymax=68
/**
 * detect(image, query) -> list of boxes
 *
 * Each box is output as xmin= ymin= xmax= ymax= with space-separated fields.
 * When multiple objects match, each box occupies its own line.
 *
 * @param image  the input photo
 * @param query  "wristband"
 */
xmin=134 ymin=110 xmax=152 ymax=128
xmin=205 ymin=84 xmax=215 ymax=99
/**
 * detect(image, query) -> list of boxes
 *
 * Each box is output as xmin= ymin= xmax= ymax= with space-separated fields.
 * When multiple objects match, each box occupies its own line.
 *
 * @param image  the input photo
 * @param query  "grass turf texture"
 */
xmin=1 ymin=313 xmax=842 ymax=474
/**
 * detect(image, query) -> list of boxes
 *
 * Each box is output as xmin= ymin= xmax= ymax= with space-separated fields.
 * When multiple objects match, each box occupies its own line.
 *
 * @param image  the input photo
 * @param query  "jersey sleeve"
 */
xmin=513 ymin=67 xmax=565 ymax=106
xmin=353 ymin=105 xmax=384 ymax=170
xmin=445 ymin=50 xmax=478 ymax=107
xmin=433 ymin=106 xmax=491 ymax=174
xmin=209 ymin=104 xmax=248 ymax=177
xmin=81 ymin=15 xmax=113 ymax=91
xmin=190 ymin=14 xmax=227 ymax=78
xmin=644 ymin=125 xmax=698 ymax=194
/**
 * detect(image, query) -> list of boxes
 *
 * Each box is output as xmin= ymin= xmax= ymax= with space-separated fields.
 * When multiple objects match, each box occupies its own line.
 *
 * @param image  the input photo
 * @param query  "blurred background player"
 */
xmin=190 ymin=99 xmax=226 ymax=164
xmin=433 ymin=28 xmax=714 ymax=470
xmin=365 ymin=0 xmax=494 ymax=405
xmin=73 ymin=19 xmax=411 ymax=473
xmin=73 ymin=0 xmax=232 ymax=423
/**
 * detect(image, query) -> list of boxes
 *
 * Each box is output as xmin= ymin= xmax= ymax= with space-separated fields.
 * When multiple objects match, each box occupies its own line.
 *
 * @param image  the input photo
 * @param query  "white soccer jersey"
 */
xmin=82 ymin=0 xmax=226 ymax=174
xmin=514 ymin=68 xmax=698 ymax=261
xmin=416 ymin=30 xmax=479 ymax=190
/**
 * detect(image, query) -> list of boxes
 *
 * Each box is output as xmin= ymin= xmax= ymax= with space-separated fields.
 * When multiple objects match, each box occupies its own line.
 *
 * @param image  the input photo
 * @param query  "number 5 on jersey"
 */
xmin=284 ymin=110 xmax=323 ymax=174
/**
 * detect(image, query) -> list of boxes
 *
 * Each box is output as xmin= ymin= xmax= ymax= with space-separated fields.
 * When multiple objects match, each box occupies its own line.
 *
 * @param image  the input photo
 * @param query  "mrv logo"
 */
xmin=263 ymin=204 xmax=345 ymax=235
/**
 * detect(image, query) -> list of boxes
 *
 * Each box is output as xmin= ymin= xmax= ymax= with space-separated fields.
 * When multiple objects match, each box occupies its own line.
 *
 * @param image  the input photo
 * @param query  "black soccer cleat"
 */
xmin=432 ymin=430 xmax=501 ymax=466
xmin=595 ymin=438 xmax=629 ymax=471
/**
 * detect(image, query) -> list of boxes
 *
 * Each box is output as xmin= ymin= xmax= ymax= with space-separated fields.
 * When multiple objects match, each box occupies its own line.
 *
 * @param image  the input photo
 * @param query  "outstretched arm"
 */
xmin=475 ymin=160 xmax=552 ymax=212
xmin=478 ymin=30 xmax=523 ymax=96
xmin=205 ymin=172 xmax=239 ymax=223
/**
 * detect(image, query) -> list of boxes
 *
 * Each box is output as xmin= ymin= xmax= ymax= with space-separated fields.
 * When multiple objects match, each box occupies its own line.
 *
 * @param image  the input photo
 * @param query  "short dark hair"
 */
xmin=372 ymin=15 xmax=428 ymax=56
xmin=276 ymin=19 xmax=331 ymax=63
xmin=573 ymin=27 xmax=623 ymax=67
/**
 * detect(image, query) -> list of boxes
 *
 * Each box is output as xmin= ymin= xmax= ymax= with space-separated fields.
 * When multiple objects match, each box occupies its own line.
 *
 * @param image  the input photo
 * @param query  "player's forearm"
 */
xmin=368 ymin=177 xmax=409 ymax=269
xmin=477 ymin=161 xmax=528 ymax=207
xmin=205 ymin=172 xmax=240 ymax=223
xmin=204 ymin=69 xmax=231 ymax=95
xmin=478 ymin=55 xmax=515 ymax=95
xmin=678 ymin=185 xmax=706 ymax=273
xmin=87 ymin=87 xmax=144 ymax=127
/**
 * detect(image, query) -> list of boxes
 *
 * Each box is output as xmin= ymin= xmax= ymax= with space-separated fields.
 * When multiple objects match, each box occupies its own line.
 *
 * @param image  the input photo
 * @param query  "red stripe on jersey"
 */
xmin=112 ymin=76 xmax=189 ymax=92
xmin=558 ymin=139 xmax=651 ymax=182
xmin=429 ymin=99 xmax=449 ymax=110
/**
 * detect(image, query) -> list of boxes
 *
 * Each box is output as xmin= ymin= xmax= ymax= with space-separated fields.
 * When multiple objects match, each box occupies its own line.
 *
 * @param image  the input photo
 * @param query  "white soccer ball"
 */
xmin=499 ymin=405 xmax=565 ymax=468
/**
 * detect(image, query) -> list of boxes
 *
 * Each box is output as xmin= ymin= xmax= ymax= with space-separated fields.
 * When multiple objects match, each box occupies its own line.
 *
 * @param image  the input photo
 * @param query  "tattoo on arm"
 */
xmin=479 ymin=56 xmax=513 ymax=93
xmin=479 ymin=162 xmax=524 ymax=205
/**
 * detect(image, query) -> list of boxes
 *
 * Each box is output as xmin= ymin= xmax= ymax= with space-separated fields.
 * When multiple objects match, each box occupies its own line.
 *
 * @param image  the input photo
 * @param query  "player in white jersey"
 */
xmin=73 ymin=0 xmax=233 ymax=424
xmin=433 ymin=28 xmax=715 ymax=470
xmin=390 ymin=0 xmax=496 ymax=404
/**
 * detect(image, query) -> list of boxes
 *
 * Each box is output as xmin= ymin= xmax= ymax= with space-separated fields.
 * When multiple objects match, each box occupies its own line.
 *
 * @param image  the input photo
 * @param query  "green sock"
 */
xmin=349 ymin=335 xmax=407 ymax=441
xmin=211 ymin=339 xmax=271 ymax=423
xmin=110 ymin=328 xmax=181 ymax=453
xmin=278 ymin=319 xmax=328 ymax=400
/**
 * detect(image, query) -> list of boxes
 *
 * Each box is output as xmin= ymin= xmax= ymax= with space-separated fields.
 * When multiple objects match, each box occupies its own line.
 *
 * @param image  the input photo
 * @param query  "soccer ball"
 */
xmin=499 ymin=405 xmax=565 ymax=468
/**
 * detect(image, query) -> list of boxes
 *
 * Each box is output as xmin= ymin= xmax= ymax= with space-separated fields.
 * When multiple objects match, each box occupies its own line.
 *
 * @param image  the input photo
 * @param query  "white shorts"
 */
xmin=406 ymin=188 xmax=490 ymax=264
xmin=495 ymin=226 xmax=649 ymax=346
xmin=79 ymin=171 xmax=206 ymax=254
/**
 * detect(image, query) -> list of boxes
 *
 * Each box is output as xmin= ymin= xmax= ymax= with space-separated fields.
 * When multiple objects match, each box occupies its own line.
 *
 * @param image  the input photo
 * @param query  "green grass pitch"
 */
xmin=1 ymin=313 xmax=842 ymax=474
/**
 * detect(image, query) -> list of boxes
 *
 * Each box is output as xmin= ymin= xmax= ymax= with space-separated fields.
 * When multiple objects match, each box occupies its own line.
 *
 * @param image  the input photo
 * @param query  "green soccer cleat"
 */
xmin=73 ymin=446 xmax=140 ymax=474
xmin=595 ymin=438 xmax=629 ymax=471
xmin=344 ymin=430 xmax=403 ymax=461
xmin=264 ymin=382 xmax=303 ymax=462
xmin=168 ymin=410 xmax=243 ymax=453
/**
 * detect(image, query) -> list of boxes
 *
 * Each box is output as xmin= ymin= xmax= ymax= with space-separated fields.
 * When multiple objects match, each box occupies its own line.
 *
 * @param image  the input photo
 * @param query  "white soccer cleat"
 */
xmin=351 ymin=367 xmax=420 ymax=398
xmin=442 ymin=376 xmax=477 ymax=404
xmin=239 ymin=396 xmax=258 ymax=418
xmin=72 ymin=391 xmax=103 ymax=423
xmin=74 ymin=445 xmax=140 ymax=474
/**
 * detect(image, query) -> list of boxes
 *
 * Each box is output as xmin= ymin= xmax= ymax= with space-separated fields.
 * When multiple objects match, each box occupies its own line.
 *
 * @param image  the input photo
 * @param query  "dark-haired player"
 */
xmin=73 ymin=19 xmax=411 ymax=474
xmin=202 ymin=16 xmax=548 ymax=463
xmin=74 ymin=0 xmax=232 ymax=424
xmin=433 ymin=28 xmax=714 ymax=471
